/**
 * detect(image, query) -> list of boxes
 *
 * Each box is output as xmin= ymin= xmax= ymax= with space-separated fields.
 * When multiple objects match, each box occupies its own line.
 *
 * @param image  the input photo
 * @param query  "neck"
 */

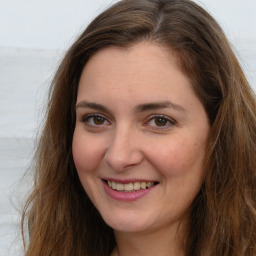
xmin=111 ymin=222 xmax=186 ymax=256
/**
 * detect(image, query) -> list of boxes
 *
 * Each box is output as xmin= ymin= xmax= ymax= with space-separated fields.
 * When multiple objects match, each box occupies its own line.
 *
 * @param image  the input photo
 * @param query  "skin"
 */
xmin=72 ymin=42 xmax=210 ymax=256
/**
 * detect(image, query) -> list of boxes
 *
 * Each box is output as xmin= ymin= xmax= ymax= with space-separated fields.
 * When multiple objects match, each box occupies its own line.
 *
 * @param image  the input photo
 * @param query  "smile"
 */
xmin=102 ymin=179 xmax=158 ymax=201
xmin=105 ymin=180 xmax=157 ymax=192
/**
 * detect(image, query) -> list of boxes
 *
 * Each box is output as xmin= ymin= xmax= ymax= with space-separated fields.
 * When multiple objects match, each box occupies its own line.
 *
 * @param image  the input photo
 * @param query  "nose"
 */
xmin=104 ymin=127 xmax=144 ymax=171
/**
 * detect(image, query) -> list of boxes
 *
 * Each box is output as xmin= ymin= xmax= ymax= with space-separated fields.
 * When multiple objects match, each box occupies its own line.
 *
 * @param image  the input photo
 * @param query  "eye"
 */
xmin=82 ymin=114 xmax=110 ymax=127
xmin=146 ymin=115 xmax=175 ymax=128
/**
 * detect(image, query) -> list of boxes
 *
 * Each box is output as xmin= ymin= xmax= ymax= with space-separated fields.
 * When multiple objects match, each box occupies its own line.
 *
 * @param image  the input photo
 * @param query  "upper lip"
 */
xmin=102 ymin=178 xmax=158 ymax=184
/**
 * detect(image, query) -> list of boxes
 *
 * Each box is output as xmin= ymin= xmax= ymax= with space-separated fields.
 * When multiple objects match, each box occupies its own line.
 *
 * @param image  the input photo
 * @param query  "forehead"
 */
xmin=86 ymin=42 xmax=175 ymax=68
xmin=77 ymin=42 xmax=192 ymax=97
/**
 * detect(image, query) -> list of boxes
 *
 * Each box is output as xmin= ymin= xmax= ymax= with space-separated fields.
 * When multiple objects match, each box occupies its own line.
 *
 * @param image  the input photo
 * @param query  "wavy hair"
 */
xmin=22 ymin=0 xmax=256 ymax=255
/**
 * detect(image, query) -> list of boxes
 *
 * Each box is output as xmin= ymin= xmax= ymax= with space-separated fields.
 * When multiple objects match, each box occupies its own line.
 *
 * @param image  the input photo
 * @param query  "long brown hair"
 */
xmin=22 ymin=0 xmax=256 ymax=255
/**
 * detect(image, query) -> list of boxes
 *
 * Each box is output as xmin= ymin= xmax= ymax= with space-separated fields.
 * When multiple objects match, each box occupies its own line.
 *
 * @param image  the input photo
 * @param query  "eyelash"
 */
xmin=146 ymin=115 xmax=176 ymax=129
xmin=81 ymin=114 xmax=110 ymax=127
xmin=81 ymin=114 xmax=176 ymax=129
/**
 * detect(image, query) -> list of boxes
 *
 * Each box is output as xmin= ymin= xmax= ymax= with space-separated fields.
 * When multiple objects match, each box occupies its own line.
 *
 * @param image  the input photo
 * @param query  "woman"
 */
xmin=21 ymin=0 xmax=256 ymax=255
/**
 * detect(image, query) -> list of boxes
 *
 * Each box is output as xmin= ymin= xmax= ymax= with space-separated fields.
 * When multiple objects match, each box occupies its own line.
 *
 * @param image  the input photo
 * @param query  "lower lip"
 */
xmin=103 ymin=181 xmax=156 ymax=202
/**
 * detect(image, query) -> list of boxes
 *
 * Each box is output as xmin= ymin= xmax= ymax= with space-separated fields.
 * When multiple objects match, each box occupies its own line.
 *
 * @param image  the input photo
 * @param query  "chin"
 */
xmin=101 ymin=209 xmax=156 ymax=233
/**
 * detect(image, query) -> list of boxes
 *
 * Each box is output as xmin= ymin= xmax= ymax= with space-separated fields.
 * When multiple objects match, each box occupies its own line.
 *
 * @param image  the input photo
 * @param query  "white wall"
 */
xmin=0 ymin=0 xmax=255 ymax=50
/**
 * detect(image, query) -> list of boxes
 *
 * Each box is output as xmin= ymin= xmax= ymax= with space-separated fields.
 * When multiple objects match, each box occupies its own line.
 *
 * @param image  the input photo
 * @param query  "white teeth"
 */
xmin=141 ymin=182 xmax=146 ymax=189
xmin=116 ymin=183 xmax=124 ymax=191
xmin=112 ymin=181 xmax=116 ymax=189
xmin=146 ymin=181 xmax=152 ymax=188
xmin=106 ymin=181 xmax=155 ymax=192
xmin=134 ymin=182 xmax=140 ymax=190
xmin=124 ymin=183 xmax=133 ymax=191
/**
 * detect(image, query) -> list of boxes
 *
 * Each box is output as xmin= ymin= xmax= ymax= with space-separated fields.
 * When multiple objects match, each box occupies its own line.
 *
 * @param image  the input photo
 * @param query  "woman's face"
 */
xmin=72 ymin=42 xmax=209 ymax=235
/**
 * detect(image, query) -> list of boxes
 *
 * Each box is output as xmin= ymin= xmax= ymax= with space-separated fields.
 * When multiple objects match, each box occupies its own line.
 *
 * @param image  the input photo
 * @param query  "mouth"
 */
xmin=103 ymin=180 xmax=159 ymax=193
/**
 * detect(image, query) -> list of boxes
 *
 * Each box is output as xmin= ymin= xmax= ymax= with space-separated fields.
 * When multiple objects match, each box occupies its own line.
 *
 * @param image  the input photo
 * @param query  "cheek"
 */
xmin=72 ymin=129 xmax=106 ymax=174
xmin=150 ymin=135 xmax=207 ymax=178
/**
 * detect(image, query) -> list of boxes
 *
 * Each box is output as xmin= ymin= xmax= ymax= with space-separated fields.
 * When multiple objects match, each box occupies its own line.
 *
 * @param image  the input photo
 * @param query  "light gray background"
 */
xmin=0 ymin=0 xmax=255 ymax=255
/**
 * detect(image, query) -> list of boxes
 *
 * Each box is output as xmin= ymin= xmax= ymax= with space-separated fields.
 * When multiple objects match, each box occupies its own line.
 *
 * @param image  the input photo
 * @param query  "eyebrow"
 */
xmin=76 ymin=101 xmax=109 ymax=112
xmin=134 ymin=101 xmax=185 ymax=113
xmin=75 ymin=100 xmax=185 ymax=114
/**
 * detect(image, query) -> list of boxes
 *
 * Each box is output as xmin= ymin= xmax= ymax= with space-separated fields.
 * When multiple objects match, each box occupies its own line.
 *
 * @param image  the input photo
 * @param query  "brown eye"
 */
xmin=82 ymin=114 xmax=110 ymax=127
xmin=93 ymin=116 xmax=105 ymax=125
xmin=147 ymin=115 xmax=175 ymax=129
xmin=154 ymin=117 xmax=168 ymax=126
